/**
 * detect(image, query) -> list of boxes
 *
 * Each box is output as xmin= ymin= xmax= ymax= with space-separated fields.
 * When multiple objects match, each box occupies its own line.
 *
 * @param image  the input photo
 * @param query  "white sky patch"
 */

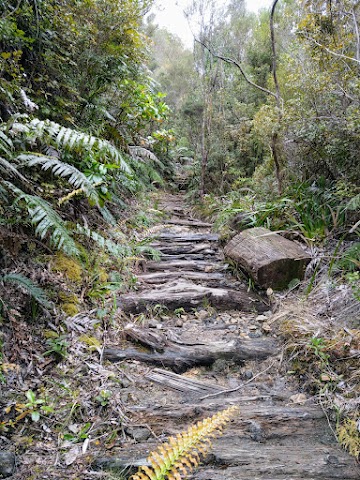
xmin=150 ymin=0 xmax=273 ymax=49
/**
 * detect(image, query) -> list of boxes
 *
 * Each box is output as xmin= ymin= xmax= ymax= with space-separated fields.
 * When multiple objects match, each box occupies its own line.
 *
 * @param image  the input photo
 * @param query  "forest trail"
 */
xmin=99 ymin=193 xmax=359 ymax=480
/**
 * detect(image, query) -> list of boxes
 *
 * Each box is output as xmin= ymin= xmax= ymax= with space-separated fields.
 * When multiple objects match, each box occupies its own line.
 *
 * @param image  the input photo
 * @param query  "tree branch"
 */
xmin=194 ymin=38 xmax=279 ymax=100
xmin=300 ymin=34 xmax=360 ymax=65
xmin=351 ymin=6 xmax=360 ymax=62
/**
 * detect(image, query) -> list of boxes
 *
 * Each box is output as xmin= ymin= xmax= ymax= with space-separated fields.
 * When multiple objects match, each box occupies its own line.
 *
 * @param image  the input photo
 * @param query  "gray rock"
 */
xmin=243 ymin=370 xmax=253 ymax=380
xmin=249 ymin=420 xmax=265 ymax=442
xmin=249 ymin=331 xmax=262 ymax=338
xmin=120 ymin=377 xmax=132 ymax=388
xmin=0 ymin=451 xmax=15 ymax=478
xmin=125 ymin=427 xmax=151 ymax=442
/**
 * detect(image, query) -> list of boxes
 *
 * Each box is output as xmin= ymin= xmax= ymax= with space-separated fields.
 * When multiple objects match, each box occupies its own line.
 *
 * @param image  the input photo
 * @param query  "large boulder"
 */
xmin=224 ymin=227 xmax=311 ymax=290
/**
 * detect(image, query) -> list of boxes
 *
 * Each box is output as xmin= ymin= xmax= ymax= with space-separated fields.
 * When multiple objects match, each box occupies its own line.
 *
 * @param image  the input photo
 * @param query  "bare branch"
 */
xmin=351 ymin=6 xmax=360 ymax=62
xmin=194 ymin=38 xmax=279 ymax=99
xmin=300 ymin=33 xmax=360 ymax=65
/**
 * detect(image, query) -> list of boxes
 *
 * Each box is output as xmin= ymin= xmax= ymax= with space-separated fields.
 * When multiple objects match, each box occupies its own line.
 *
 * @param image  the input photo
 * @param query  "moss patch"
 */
xmin=52 ymin=253 xmax=83 ymax=283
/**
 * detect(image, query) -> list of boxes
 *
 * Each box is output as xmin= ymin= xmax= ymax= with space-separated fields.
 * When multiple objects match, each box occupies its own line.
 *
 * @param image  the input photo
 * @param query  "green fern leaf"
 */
xmin=0 ymin=130 xmax=14 ymax=156
xmin=7 ymin=183 xmax=79 ymax=257
xmin=129 ymin=146 xmax=162 ymax=165
xmin=18 ymin=153 xmax=100 ymax=205
xmin=27 ymin=119 xmax=131 ymax=172
xmin=0 ymin=157 xmax=28 ymax=182
xmin=2 ymin=273 xmax=52 ymax=308
xmin=75 ymin=224 xmax=131 ymax=257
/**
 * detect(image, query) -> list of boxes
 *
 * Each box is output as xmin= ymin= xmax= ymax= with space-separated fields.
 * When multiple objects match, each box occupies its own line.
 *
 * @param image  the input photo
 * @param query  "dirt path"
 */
xmin=99 ymin=194 xmax=359 ymax=479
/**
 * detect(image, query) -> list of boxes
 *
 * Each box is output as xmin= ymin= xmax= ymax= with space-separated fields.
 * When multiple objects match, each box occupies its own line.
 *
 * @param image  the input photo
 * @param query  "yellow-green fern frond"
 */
xmin=18 ymin=153 xmax=100 ymax=205
xmin=130 ymin=405 xmax=239 ymax=480
xmin=337 ymin=417 xmax=360 ymax=459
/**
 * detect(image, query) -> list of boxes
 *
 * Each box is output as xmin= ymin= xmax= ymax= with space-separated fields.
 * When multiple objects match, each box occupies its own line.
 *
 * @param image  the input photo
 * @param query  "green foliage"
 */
xmin=22 ymin=118 xmax=129 ymax=172
xmin=10 ymin=184 xmax=80 ymax=256
xmin=44 ymin=335 xmax=69 ymax=359
xmin=19 ymin=154 xmax=101 ymax=206
xmin=0 ymin=272 xmax=51 ymax=309
xmin=307 ymin=337 xmax=330 ymax=365
xmin=336 ymin=243 xmax=360 ymax=273
xmin=24 ymin=390 xmax=54 ymax=423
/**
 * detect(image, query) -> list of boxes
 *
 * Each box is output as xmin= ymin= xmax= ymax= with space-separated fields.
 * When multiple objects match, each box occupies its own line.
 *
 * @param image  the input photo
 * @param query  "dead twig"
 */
xmin=199 ymin=360 xmax=277 ymax=400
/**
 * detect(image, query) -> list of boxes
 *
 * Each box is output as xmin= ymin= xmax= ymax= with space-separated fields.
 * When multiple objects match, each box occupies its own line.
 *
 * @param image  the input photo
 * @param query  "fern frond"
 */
xmin=7 ymin=183 xmax=79 ymax=257
xmin=75 ymin=225 xmax=131 ymax=258
xmin=18 ymin=153 xmax=100 ymax=205
xmin=129 ymin=146 xmax=161 ymax=165
xmin=2 ymin=273 xmax=52 ymax=308
xmin=0 ymin=129 xmax=29 ymax=182
xmin=0 ymin=130 xmax=14 ymax=156
xmin=346 ymin=193 xmax=360 ymax=211
xmin=0 ymin=156 xmax=28 ymax=182
xmin=98 ymin=205 xmax=116 ymax=226
xmin=27 ymin=118 xmax=131 ymax=172
xmin=130 ymin=406 xmax=238 ymax=480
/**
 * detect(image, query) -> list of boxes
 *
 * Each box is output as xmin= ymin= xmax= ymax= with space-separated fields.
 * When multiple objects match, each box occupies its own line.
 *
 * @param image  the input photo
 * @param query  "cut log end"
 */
xmin=224 ymin=227 xmax=311 ymax=290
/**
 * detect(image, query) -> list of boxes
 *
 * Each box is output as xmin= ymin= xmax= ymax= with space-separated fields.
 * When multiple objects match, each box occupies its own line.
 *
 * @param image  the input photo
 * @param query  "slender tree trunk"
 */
xmin=271 ymin=133 xmax=282 ymax=195
xmin=270 ymin=0 xmax=283 ymax=195
xmin=199 ymin=108 xmax=208 ymax=196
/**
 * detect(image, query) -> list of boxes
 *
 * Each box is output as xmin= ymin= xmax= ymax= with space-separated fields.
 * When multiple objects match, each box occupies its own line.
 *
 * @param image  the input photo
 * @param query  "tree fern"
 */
xmin=18 ymin=153 xmax=100 ymax=205
xmin=1 ymin=273 xmax=52 ymax=308
xmin=7 ymin=183 xmax=79 ymax=257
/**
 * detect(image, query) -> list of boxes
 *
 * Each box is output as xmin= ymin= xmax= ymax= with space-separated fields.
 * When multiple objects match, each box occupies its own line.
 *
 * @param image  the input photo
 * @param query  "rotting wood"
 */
xmin=118 ymin=280 xmax=267 ymax=313
xmin=137 ymin=271 xmax=226 ymax=285
xmin=156 ymin=233 xmax=219 ymax=243
xmin=195 ymin=442 xmax=359 ymax=479
xmin=144 ymin=368 xmax=223 ymax=394
xmin=156 ymin=253 xmax=221 ymax=261
xmin=164 ymin=219 xmax=213 ymax=227
xmin=104 ymin=326 xmax=277 ymax=373
xmin=150 ymin=243 xmax=215 ymax=255
xmin=145 ymin=259 xmax=227 ymax=273
xmin=224 ymin=227 xmax=311 ymax=290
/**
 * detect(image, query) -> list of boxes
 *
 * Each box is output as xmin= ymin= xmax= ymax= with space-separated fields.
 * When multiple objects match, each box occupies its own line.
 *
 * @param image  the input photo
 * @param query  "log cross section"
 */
xmin=224 ymin=227 xmax=311 ymax=290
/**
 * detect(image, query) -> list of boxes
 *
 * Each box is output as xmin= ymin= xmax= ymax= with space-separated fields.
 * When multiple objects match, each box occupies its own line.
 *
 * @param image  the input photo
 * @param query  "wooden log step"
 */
xmin=137 ymin=271 xmax=226 ymax=285
xmin=195 ymin=442 xmax=359 ymax=479
xmin=157 ymin=233 xmax=219 ymax=243
xmin=145 ymin=260 xmax=227 ymax=272
xmin=224 ymin=227 xmax=311 ymax=290
xmin=157 ymin=253 xmax=222 ymax=261
xmin=144 ymin=368 xmax=223 ymax=394
xmin=104 ymin=328 xmax=276 ymax=373
xmin=118 ymin=281 xmax=267 ymax=314
xmin=93 ymin=439 xmax=359 ymax=479
xmin=164 ymin=219 xmax=213 ymax=227
xmin=150 ymin=243 xmax=216 ymax=255
xmin=131 ymin=403 xmax=328 ymax=424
